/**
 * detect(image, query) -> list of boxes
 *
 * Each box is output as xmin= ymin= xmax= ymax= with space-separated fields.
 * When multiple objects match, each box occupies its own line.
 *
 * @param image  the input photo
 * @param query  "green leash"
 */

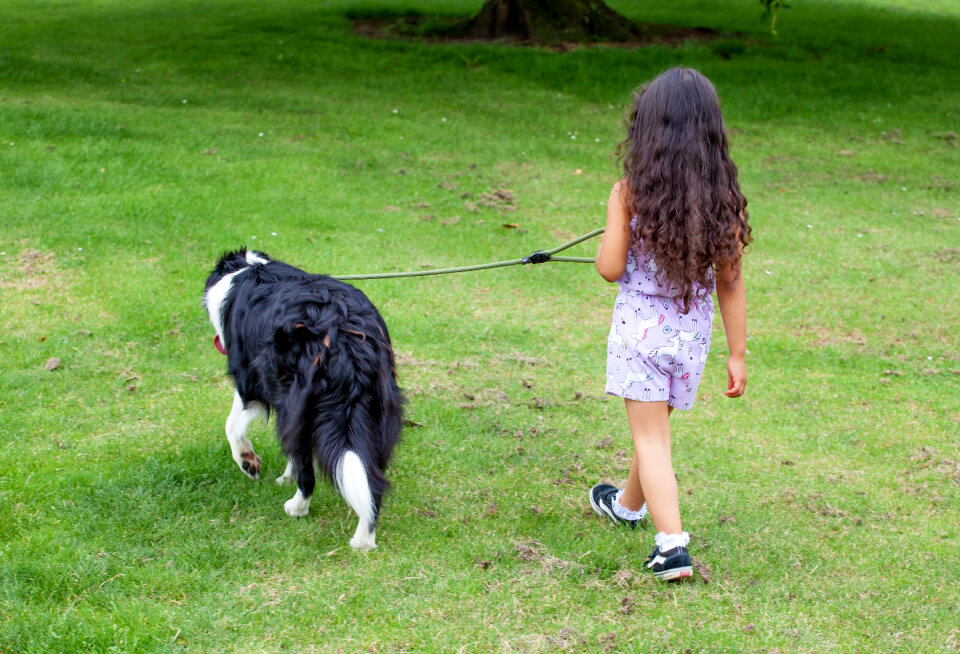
xmin=333 ymin=227 xmax=604 ymax=281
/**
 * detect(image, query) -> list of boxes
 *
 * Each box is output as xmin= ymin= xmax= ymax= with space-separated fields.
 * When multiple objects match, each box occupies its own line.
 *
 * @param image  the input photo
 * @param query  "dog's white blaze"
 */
xmin=204 ymin=269 xmax=247 ymax=344
xmin=337 ymin=451 xmax=377 ymax=550
xmin=245 ymin=251 xmax=268 ymax=266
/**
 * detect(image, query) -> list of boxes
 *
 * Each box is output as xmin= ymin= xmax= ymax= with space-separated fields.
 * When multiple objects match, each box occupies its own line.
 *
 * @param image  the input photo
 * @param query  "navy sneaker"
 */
xmin=589 ymin=483 xmax=644 ymax=529
xmin=645 ymin=544 xmax=693 ymax=581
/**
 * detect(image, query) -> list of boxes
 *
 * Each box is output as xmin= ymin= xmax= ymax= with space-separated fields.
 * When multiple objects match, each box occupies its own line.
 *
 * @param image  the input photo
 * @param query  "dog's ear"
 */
xmin=211 ymin=249 xmax=250 ymax=278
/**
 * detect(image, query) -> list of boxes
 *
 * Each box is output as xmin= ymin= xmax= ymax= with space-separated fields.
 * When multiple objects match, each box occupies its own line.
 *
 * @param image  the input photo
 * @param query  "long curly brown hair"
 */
xmin=618 ymin=68 xmax=752 ymax=312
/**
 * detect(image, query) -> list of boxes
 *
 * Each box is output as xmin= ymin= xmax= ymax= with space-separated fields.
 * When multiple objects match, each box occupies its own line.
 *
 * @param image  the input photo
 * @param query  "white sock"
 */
xmin=612 ymin=490 xmax=647 ymax=521
xmin=655 ymin=531 xmax=690 ymax=552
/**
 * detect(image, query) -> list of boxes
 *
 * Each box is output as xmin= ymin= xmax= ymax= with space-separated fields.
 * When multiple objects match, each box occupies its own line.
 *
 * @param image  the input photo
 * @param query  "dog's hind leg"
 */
xmin=225 ymin=391 xmax=266 ymax=479
xmin=283 ymin=458 xmax=314 ymax=518
xmin=275 ymin=459 xmax=296 ymax=485
xmin=337 ymin=451 xmax=378 ymax=551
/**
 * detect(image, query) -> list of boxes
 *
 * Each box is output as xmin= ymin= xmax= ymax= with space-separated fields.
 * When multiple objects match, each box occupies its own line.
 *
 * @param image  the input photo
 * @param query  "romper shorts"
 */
xmin=605 ymin=290 xmax=713 ymax=411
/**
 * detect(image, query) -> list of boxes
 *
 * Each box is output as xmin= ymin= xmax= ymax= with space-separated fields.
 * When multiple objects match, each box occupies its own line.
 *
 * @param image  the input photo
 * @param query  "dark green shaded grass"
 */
xmin=2 ymin=0 xmax=959 ymax=652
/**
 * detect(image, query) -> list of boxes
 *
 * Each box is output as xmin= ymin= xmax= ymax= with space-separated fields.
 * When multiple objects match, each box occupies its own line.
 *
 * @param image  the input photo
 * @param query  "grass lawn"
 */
xmin=1 ymin=0 xmax=958 ymax=651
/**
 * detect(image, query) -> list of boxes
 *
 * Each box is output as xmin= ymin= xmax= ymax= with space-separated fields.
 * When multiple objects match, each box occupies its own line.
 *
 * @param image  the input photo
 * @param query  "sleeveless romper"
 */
xmin=605 ymin=242 xmax=714 ymax=410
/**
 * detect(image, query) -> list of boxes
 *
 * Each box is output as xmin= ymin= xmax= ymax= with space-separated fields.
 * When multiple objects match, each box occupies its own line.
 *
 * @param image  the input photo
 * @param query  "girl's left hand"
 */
xmin=724 ymin=356 xmax=747 ymax=398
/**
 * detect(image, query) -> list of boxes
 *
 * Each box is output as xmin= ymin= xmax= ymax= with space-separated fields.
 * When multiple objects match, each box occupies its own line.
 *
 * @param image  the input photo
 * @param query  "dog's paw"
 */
xmin=283 ymin=494 xmax=310 ymax=518
xmin=275 ymin=473 xmax=295 ymax=486
xmin=350 ymin=532 xmax=377 ymax=551
xmin=239 ymin=452 xmax=261 ymax=479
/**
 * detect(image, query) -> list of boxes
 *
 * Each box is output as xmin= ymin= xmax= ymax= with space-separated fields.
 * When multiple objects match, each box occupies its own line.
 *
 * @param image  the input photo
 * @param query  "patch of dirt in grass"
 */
xmin=513 ymin=539 xmax=583 ymax=574
xmin=691 ymin=557 xmax=713 ymax=583
xmin=478 ymin=189 xmax=517 ymax=212
xmin=908 ymin=446 xmax=960 ymax=481
xmin=934 ymin=248 xmax=960 ymax=264
xmin=881 ymin=129 xmax=905 ymax=145
xmin=492 ymin=351 xmax=553 ymax=368
xmin=0 ymin=247 xmax=113 ymax=336
xmin=803 ymin=494 xmax=848 ymax=518
xmin=797 ymin=323 xmax=869 ymax=346
xmin=1 ymin=248 xmax=63 ymax=291
xmin=854 ymin=170 xmax=893 ymax=185
xmin=394 ymin=350 xmax=444 ymax=369
xmin=927 ymin=174 xmax=955 ymax=191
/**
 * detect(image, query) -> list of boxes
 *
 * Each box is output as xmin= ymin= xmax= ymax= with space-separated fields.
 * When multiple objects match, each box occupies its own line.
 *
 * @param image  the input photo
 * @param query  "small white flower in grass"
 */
xmin=595 ymin=138 xmax=600 ymax=143
xmin=392 ymin=109 xmax=398 ymax=114
xmin=857 ymin=234 xmax=863 ymax=238
xmin=570 ymin=135 xmax=577 ymax=140
xmin=441 ymin=117 xmax=447 ymax=122
xmin=901 ymin=187 xmax=907 ymax=191
xmin=78 ymin=247 xmax=83 ymax=251
xmin=271 ymin=232 xmax=277 ymax=236
xmin=258 ymin=132 xmax=264 ymax=137
xmin=927 ymin=356 xmax=933 ymax=360
xmin=764 ymin=270 xmax=772 ymax=275
xmin=182 ymin=99 xmax=187 ymax=104
xmin=376 ymin=228 xmax=384 ymax=233
xmin=807 ymin=224 xmax=813 ymax=229
xmin=1 ymin=252 xmax=6 ymax=256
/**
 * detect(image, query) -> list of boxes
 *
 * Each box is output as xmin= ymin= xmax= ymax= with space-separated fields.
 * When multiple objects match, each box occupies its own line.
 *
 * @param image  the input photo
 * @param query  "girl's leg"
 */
xmin=620 ymin=405 xmax=674 ymax=512
xmin=619 ymin=451 xmax=646 ymax=511
xmin=624 ymin=399 xmax=681 ymax=534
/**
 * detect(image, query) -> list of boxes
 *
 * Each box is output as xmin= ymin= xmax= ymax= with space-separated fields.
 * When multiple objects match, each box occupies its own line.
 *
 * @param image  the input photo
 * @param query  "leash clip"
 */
xmin=522 ymin=251 xmax=551 ymax=265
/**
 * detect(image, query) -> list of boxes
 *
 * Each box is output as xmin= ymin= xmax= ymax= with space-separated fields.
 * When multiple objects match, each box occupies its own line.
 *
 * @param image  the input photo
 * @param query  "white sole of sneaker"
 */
xmin=655 ymin=566 xmax=693 ymax=581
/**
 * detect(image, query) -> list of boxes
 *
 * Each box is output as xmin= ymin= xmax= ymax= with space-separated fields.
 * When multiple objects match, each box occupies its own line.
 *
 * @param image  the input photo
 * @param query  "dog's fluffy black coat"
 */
xmin=204 ymin=249 xmax=403 ymax=549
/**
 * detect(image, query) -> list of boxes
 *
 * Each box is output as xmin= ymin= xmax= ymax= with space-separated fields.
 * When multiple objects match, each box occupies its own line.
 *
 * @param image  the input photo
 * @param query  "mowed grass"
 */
xmin=1 ymin=0 xmax=958 ymax=651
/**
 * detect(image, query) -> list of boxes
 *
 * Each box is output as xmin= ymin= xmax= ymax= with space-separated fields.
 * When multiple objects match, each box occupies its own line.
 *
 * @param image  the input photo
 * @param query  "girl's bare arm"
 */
xmin=595 ymin=180 xmax=631 ymax=282
xmin=715 ymin=261 xmax=747 ymax=397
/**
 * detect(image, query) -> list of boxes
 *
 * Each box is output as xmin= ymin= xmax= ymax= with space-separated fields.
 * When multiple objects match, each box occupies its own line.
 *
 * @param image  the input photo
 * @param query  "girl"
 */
xmin=589 ymin=68 xmax=751 ymax=581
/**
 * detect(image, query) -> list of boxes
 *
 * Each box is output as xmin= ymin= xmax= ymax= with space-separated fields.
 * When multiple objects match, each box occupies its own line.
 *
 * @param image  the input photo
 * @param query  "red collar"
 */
xmin=214 ymin=334 xmax=227 ymax=356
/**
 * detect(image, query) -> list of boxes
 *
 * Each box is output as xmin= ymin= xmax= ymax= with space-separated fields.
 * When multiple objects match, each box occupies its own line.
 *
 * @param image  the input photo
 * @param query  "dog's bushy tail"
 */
xmin=275 ymin=314 xmax=403 ymax=525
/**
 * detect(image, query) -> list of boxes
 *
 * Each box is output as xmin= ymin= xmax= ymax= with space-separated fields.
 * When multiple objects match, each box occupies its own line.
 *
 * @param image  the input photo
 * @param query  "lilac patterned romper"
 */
xmin=605 ymin=241 xmax=714 ymax=411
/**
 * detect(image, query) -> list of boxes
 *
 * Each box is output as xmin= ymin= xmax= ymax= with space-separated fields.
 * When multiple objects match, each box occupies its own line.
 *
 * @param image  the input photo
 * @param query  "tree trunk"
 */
xmin=467 ymin=0 xmax=643 ymax=44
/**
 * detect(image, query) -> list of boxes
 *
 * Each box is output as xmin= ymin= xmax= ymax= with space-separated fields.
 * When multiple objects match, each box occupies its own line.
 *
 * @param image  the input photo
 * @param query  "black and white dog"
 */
xmin=203 ymin=249 xmax=403 ymax=550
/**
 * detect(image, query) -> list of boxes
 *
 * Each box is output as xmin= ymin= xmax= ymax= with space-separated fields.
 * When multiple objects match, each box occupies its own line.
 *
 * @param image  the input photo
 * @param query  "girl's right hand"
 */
xmin=724 ymin=356 xmax=747 ymax=398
